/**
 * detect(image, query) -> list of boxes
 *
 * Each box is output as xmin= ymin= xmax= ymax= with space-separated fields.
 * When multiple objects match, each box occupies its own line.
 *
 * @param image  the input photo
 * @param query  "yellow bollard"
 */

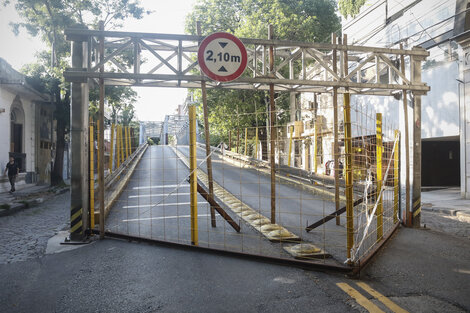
xmin=116 ymin=125 xmax=121 ymax=168
xmin=89 ymin=119 xmax=95 ymax=228
xmin=127 ymin=127 xmax=131 ymax=156
xmin=129 ymin=127 xmax=133 ymax=154
xmin=125 ymin=126 xmax=129 ymax=160
xmin=344 ymin=93 xmax=354 ymax=262
xmin=288 ymin=125 xmax=293 ymax=167
xmin=97 ymin=119 xmax=101 ymax=177
xmin=189 ymin=106 xmax=198 ymax=245
xmin=120 ymin=125 xmax=125 ymax=162
xmin=376 ymin=113 xmax=383 ymax=240
xmin=109 ymin=123 xmax=115 ymax=173
xmin=394 ymin=130 xmax=400 ymax=224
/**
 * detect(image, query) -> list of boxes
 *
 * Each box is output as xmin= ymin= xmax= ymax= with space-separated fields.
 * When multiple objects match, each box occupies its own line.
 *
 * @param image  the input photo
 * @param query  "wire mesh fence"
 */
xmin=94 ymin=91 xmax=400 ymax=268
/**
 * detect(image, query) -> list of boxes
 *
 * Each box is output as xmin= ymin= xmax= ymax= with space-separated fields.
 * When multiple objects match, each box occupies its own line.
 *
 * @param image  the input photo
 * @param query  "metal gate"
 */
xmin=65 ymin=26 xmax=428 ymax=271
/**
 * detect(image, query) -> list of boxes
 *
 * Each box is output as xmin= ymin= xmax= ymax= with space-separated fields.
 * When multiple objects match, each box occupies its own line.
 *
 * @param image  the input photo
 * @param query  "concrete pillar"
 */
xmin=411 ymin=47 xmax=425 ymax=227
xmin=458 ymin=38 xmax=470 ymax=199
xmin=70 ymin=40 xmax=89 ymax=240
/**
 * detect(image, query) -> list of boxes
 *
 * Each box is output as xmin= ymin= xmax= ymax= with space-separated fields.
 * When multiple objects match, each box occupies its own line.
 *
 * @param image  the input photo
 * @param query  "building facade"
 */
xmin=290 ymin=0 xmax=470 ymax=201
xmin=0 ymin=57 xmax=53 ymax=192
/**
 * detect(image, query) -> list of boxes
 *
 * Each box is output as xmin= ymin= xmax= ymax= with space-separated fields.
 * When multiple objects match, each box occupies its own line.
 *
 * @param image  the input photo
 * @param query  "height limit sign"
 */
xmin=198 ymin=32 xmax=247 ymax=82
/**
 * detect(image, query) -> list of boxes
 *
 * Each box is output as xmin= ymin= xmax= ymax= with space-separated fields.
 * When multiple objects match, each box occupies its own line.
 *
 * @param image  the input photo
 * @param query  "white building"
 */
xmin=342 ymin=0 xmax=460 ymax=188
xmin=292 ymin=0 xmax=470 ymax=199
xmin=0 ymin=57 xmax=52 ymax=191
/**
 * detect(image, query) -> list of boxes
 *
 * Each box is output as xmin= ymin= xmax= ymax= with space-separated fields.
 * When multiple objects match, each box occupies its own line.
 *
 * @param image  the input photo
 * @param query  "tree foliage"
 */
xmin=89 ymin=86 xmax=138 ymax=125
xmin=1 ymin=0 xmax=149 ymax=184
xmin=338 ymin=0 xmax=367 ymax=18
xmin=185 ymin=0 xmax=340 ymax=149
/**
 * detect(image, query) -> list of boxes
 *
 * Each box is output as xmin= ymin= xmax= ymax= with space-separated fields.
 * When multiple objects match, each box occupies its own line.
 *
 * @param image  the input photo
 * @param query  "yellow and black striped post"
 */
xmin=70 ymin=206 xmax=83 ymax=236
xmin=69 ymin=38 xmax=89 ymax=241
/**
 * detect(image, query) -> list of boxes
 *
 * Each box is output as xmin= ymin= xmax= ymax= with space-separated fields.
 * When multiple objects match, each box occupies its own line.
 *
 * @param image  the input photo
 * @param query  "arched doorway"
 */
xmin=10 ymin=96 xmax=25 ymax=172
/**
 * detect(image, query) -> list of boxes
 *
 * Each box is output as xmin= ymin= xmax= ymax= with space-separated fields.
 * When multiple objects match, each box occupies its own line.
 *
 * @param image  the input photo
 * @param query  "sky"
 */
xmin=0 ymin=0 xmax=196 ymax=122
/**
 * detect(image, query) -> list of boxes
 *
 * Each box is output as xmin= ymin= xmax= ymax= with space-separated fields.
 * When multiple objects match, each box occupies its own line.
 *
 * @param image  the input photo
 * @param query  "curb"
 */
xmin=0 ymin=186 xmax=69 ymax=218
xmin=421 ymin=205 xmax=470 ymax=219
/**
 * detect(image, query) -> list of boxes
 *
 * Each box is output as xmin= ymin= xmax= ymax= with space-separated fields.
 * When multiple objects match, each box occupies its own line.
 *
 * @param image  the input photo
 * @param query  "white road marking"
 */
xmin=122 ymin=202 xmax=208 ymax=209
xmin=122 ymin=214 xmax=212 ymax=222
xmin=128 ymin=193 xmax=190 ymax=198
xmin=132 ymin=184 xmax=189 ymax=190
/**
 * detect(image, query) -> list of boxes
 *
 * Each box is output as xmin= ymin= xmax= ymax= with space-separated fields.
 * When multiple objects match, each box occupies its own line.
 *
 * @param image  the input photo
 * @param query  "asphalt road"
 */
xmin=0 ymin=175 xmax=468 ymax=312
xmin=0 ymin=238 xmax=356 ymax=313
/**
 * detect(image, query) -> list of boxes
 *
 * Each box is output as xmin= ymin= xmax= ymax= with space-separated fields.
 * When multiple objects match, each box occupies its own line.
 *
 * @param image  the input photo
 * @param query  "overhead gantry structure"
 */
xmin=64 ymin=28 xmax=428 ymax=95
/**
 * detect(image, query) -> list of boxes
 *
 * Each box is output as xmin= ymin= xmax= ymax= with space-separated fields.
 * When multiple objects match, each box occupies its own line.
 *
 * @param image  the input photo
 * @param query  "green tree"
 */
xmin=338 ymin=0 xmax=367 ymax=18
xmin=185 ymin=0 xmax=340 ymax=157
xmin=1 ymin=0 xmax=149 ymax=185
xmin=89 ymin=85 xmax=138 ymax=125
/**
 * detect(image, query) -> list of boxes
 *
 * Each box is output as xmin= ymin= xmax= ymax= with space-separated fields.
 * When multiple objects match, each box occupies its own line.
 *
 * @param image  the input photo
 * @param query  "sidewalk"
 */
xmin=421 ymin=187 xmax=470 ymax=218
xmin=0 ymin=182 xmax=69 ymax=217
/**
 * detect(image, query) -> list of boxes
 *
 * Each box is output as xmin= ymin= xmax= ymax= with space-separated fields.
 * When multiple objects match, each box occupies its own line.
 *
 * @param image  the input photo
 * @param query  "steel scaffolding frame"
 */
xmin=64 ymin=28 xmax=429 ymax=95
xmin=65 ymin=28 xmax=428 ymax=270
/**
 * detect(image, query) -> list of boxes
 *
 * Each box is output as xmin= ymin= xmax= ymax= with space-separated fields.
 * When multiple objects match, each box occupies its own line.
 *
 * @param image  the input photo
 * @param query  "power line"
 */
xmin=353 ymin=1 xmax=455 ymax=47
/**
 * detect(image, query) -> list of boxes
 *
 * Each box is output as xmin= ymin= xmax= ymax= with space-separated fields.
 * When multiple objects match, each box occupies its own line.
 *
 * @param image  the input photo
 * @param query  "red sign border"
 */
xmin=198 ymin=32 xmax=248 ymax=82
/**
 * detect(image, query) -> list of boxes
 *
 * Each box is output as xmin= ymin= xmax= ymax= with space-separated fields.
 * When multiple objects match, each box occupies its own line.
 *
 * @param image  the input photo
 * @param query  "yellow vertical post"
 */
xmin=344 ymin=93 xmax=354 ymax=262
xmin=255 ymin=127 xmax=258 ymax=159
xmin=244 ymin=128 xmax=248 ymax=155
xmin=97 ymin=119 xmax=101 ymax=177
xmin=313 ymin=122 xmax=318 ymax=173
xmin=189 ymin=106 xmax=198 ymax=245
xmin=130 ymin=127 xmax=133 ymax=154
xmin=376 ymin=113 xmax=383 ymax=240
xmin=109 ymin=123 xmax=115 ymax=173
xmin=127 ymin=126 xmax=131 ymax=156
xmin=116 ymin=125 xmax=121 ymax=168
xmin=394 ymin=130 xmax=400 ymax=224
xmin=89 ymin=118 xmax=95 ymax=228
xmin=125 ymin=126 xmax=129 ymax=160
xmin=288 ymin=125 xmax=294 ymax=166
xmin=119 ymin=125 xmax=126 ymax=163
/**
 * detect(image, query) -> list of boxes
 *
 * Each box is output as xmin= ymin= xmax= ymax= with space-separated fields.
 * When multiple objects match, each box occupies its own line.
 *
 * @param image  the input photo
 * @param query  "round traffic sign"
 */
xmin=198 ymin=32 xmax=247 ymax=82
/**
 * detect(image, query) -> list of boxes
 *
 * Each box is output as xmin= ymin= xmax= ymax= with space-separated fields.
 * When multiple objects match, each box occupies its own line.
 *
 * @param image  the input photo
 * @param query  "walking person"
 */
xmin=4 ymin=157 xmax=19 ymax=193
